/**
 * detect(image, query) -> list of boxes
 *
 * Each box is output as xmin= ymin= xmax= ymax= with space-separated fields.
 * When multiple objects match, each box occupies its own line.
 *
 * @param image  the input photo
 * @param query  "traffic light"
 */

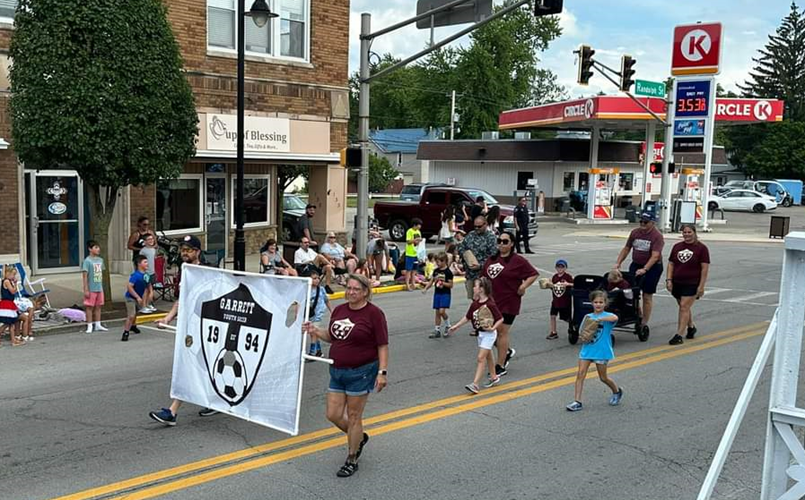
xmin=534 ymin=0 xmax=563 ymax=15
xmin=620 ymin=55 xmax=636 ymax=92
xmin=649 ymin=162 xmax=676 ymax=174
xmin=576 ymin=45 xmax=595 ymax=85
xmin=340 ymin=146 xmax=361 ymax=168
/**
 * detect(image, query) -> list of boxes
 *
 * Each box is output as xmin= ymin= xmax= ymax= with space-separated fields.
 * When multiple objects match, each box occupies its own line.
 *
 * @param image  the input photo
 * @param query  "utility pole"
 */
xmin=356 ymin=0 xmax=537 ymax=256
xmin=450 ymin=90 xmax=456 ymax=140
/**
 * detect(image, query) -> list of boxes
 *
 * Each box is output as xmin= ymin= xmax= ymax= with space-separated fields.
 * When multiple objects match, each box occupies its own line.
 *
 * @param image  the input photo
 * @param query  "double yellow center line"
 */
xmin=52 ymin=321 xmax=768 ymax=500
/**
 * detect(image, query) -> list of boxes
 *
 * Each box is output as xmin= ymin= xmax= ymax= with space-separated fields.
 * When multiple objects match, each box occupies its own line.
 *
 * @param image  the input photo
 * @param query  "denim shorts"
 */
xmin=328 ymin=360 xmax=379 ymax=397
xmin=433 ymin=293 xmax=451 ymax=310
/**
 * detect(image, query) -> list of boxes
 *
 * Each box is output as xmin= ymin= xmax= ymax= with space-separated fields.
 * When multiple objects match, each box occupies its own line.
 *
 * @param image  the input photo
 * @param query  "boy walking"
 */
xmin=423 ymin=252 xmax=453 ymax=338
xmin=404 ymin=218 xmax=423 ymax=291
xmin=82 ymin=240 xmax=107 ymax=333
xmin=123 ymin=255 xmax=151 ymax=342
xmin=306 ymin=268 xmax=332 ymax=357
xmin=547 ymin=259 xmax=573 ymax=340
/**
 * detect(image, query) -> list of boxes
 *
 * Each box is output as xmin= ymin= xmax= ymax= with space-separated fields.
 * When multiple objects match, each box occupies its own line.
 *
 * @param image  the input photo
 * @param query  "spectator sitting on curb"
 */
xmin=294 ymin=237 xmax=335 ymax=293
xmin=320 ymin=232 xmax=357 ymax=284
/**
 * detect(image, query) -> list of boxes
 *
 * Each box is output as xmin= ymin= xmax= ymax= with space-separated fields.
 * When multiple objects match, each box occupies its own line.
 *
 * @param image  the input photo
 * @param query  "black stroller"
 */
xmin=567 ymin=272 xmax=648 ymax=344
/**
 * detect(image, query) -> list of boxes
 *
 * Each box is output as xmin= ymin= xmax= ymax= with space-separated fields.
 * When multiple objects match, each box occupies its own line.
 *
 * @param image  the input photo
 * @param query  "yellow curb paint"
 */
xmin=50 ymin=321 xmax=767 ymax=500
xmin=106 ymin=327 xmax=766 ymax=500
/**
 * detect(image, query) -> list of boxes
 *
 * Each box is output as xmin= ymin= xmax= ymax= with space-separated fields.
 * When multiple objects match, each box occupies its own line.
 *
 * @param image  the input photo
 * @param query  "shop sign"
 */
xmin=207 ymin=114 xmax=291 ymax=153
xmin=48 ymin=202 xmax=67 ymax=215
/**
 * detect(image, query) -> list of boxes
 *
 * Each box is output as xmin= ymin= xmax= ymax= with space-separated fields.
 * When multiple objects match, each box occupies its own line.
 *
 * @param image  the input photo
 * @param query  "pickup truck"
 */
xmin=374 ymin=186 xmax=538 ymax=242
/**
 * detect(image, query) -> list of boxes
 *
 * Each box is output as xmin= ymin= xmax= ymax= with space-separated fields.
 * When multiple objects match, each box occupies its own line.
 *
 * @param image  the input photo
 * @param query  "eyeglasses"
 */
xmin=497 ymin=239 xmax=511 ymax=244
xmin=301 ymin=241 xmax=310 ymax=244
xmin=327 ymin=235 xmax=336 ymax=239
xmin=639 ymin=220 xmax=649 ymax=225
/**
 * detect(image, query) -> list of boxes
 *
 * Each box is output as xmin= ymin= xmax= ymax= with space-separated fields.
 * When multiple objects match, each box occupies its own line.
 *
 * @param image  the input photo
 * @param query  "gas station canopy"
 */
xmin=499 ymin=95 xmax=785 ymax=131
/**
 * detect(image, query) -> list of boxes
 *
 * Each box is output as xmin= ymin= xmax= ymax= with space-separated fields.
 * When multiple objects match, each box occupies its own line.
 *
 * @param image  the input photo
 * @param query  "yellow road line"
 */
xmin=51 ymin=321 xmax=767 ymax=500
xmin=110 ymin=327 xmax=766 ymax=500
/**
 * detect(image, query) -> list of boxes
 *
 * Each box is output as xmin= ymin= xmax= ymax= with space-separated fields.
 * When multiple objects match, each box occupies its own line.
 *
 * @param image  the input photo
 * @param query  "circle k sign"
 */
xmin=672 ymin=23 xmax=722 ymax=76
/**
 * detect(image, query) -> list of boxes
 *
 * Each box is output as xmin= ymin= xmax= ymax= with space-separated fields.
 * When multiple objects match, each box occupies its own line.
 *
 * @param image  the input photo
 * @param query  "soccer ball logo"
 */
xmin=213 ymin=349 xmax=248 ymax=403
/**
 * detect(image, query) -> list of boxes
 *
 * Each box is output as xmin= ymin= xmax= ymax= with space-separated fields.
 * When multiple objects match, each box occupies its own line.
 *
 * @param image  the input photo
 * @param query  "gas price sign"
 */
xmin=675 ymin=80 xmax=711 ymax=117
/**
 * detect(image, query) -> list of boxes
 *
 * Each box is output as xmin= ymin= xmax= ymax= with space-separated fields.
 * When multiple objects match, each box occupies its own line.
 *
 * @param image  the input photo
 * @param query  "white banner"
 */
xmin=170 ymin=265 xmax=310 ymax=435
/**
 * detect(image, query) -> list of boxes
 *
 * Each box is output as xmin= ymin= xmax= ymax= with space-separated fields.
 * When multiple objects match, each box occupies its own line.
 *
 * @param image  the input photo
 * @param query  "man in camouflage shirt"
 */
xmin=458 ymin=215 xmax=498 ymax=299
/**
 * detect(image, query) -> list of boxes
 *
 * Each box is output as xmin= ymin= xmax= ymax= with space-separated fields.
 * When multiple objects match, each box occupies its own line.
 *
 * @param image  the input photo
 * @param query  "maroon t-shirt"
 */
xmin=328 ymin=302 xmax=389 ymax=369
xmin=669 ymin=241 xmax=710 ymax=285
xmin=465 ymin=298 xmax=503 ymax=332
xmin=482 ymin=253 xmax=539 ymax=315
xmin=626 ymin=227 xmax=665 ymax=266
xmin=551 ymin=272 xmax=573 ymax=309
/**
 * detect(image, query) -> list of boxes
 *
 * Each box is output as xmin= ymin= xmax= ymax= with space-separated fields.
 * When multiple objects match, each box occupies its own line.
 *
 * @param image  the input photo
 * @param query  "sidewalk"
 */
xmin=30 ymin=252 xmax=409 ymax=336
xmin=565 ymin=229 xmax=787 ymax=244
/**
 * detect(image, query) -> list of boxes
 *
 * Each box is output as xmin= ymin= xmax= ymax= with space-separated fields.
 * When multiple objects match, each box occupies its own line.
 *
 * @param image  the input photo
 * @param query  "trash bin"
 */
xmin=625 ymin=205 xmax=638 ymax=223
xmin=769 ymin=216 xmax=791 ymax=239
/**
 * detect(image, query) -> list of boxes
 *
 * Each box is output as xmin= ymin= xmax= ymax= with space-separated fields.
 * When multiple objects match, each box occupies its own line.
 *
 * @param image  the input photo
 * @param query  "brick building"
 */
xmin=0 ymin=0 xmax=350 ymax=275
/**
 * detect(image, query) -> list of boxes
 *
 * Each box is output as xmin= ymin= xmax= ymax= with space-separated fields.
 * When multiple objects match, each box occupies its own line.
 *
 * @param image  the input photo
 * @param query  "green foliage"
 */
xmin=10 ymin=0 xmax=198 ymax=301
xmin=349 ymin=1 xmax=562 ymax=140
xmin=10 ymin=0 xmax=198 ymax=187
xmin=368 ymin=154 xmax=398 ymax=193
xmin=721 ymin=3 xmax=805 ymax=179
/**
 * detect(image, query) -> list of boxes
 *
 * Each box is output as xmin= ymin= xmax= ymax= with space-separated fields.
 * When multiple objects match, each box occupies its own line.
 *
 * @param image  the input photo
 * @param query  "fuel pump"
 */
xmin=680 ymin=167 xmax=704 ymax=220
xmin=586 ymin=168 xmax=619 ymax=219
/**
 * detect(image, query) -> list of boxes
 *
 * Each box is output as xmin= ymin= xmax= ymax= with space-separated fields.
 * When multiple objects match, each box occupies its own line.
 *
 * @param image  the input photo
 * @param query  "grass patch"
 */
xmin=346 ymin=197 xmax=382 ymax=208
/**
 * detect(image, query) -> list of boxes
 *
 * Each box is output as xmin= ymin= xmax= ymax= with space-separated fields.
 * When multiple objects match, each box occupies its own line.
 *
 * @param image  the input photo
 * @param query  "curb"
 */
xmin=32 ymin=277 xmax=471 ymax=337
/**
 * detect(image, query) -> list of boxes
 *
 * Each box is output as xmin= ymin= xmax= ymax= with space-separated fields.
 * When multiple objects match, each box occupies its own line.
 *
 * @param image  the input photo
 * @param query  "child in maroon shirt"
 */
xmin=548 ymin=259 xmax=573 ymax=340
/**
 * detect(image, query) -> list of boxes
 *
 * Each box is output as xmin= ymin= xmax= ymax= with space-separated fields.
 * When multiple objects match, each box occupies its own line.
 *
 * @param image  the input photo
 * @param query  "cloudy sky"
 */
xmin=348 ymin=0 xmax=792 ymax=98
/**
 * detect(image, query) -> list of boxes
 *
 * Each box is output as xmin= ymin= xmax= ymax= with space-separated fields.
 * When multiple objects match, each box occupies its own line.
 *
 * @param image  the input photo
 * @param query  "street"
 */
xmin=0 ymin=225 xmax=787 ymax=500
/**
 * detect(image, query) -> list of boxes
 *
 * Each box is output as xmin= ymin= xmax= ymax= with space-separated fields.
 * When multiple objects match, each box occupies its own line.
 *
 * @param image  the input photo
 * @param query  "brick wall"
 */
xmin=0 ymin=94 xmax=18 ymax=255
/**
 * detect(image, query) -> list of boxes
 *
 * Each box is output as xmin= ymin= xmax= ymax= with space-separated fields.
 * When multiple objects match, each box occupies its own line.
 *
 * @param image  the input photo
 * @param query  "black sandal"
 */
xmin=356 ymin=432 xmax=369 ymax=459
xmin=336 ymin=461 xmax=358 ymax=477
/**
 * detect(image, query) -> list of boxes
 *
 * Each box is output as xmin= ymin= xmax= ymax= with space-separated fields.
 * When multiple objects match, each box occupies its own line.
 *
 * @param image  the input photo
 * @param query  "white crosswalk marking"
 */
xmin=723 ymin=291 xmax=778 ymax=303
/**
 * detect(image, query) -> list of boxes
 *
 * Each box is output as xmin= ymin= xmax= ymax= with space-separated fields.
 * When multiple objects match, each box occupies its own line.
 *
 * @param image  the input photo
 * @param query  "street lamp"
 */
xmin=235 ymin=0 xmax=278 ymax=271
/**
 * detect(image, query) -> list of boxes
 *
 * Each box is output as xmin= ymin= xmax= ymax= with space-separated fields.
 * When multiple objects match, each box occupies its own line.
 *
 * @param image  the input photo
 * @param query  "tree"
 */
xmin=722 ymin=3 xmax=805 ymax=178
xmin=738 ymin=2 xmax=805 ymax=121
xmin=529 ymin=68 xmax=568 ymax=106
xmin=348 ymin=1 xmax=561 ymax=140
xmin=10 ymin=0 xmax=198 ymax=301
xmin=368 ymin=155 xmax=398 ymax=193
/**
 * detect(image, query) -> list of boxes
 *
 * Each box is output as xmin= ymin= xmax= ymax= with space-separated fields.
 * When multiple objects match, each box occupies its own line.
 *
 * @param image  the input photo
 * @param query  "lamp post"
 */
xmin=234 ymin=0 xmax=277 ymax=271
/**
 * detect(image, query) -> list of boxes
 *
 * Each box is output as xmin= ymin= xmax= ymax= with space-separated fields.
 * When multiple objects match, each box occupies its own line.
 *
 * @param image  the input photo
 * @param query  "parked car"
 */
xmin=374 ymin=186 xmax=538 ymax=241
xmin=282 ymin=193 xmax=307 ymax=241
xmin=399 ymin=182 xmax=448 ymax=202
xmin=708 ymin=189 xmax=777 ymax=213
xmin=715 ymin=180 xmax=792 ymax=207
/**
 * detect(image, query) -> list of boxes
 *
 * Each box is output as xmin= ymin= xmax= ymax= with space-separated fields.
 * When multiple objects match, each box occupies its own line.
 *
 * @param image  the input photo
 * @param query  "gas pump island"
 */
xmin=498 ymin=21 xmax=785 ymax=230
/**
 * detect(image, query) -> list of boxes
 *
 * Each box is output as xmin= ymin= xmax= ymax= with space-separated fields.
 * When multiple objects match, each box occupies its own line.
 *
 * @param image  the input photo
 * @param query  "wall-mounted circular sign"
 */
xmin=48 ymin=202 xmax=67 ymax=215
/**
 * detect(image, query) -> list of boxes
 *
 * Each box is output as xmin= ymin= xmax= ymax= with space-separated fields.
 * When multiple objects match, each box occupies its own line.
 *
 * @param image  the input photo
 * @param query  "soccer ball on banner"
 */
xmin=213 ymin=349 xmax=248 ymax=403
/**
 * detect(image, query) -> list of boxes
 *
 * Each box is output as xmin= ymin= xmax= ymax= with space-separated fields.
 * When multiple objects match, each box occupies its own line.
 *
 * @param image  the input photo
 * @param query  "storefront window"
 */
xmin=619 ymin=173 xmax=634 ymax=191
xmin=562 ymin=172 xmax=575 ymax=192
xmin=578 ymin=172 xmax=589 ymax=192
xmin=231 ymin=176 xmax=270 ymax=227
xmin=157 ymin=177 xmax=202 ymax=233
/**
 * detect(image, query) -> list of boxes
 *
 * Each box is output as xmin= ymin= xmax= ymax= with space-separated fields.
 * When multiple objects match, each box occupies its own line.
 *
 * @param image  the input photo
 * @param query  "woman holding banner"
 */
xmin=303 ymin=273 xmax=389 ymax=478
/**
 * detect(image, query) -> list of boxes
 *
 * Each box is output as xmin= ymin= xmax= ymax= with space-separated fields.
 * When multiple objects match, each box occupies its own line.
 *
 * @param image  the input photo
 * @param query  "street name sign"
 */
xmin=635 ymin=79 xmax=666 ymax=97
xmin=672 ymin=22 xmax=722 ymax=75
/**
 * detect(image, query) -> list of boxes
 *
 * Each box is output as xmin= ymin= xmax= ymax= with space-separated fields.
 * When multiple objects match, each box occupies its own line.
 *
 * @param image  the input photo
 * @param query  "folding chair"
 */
xmin=14 ymin=263 xmax=51 ymax=309
xmin=153 ymin=255 xmax=175 ymax=302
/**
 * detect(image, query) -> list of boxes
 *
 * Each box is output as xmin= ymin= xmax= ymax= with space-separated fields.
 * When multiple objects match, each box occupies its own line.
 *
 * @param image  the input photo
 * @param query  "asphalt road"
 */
xmin=0 ymin=227 xmax=793 ymax=500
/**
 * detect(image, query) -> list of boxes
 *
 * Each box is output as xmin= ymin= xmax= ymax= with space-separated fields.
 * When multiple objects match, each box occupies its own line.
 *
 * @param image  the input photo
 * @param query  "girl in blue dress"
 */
xmin=566 ymin=290 xmax=623 ymax=411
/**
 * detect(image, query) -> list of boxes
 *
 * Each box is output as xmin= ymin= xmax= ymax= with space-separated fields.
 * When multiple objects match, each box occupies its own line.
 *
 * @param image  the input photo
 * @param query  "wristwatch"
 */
xmin=378 ymin=369 xmax=388 ymax=376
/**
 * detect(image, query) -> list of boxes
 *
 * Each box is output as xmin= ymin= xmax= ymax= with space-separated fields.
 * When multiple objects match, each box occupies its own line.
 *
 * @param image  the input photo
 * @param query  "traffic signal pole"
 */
xmin=356 ymin=0 xmax=533 ymax=256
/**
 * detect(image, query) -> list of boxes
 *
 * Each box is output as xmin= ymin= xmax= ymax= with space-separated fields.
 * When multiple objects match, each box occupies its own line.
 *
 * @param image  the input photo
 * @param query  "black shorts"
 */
xmin=502 ymin=313 xmax=516 ymax=325
xmin=550 ymin=306 xmax=571 ymax=322
xmin=672 ymin=282 xmax=699 ymax=299
xmin=333 ymin=267 xmax=348 ymax=275
xmin=629 ymin=261 xmax=663 ymax=295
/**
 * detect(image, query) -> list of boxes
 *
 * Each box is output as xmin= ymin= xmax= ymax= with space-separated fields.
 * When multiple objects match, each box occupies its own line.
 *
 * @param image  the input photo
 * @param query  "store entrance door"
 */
xmin=26 ymin=171 xmax=84 ymax=274
xmin=205 ymin=176 xmax=228 ymax=260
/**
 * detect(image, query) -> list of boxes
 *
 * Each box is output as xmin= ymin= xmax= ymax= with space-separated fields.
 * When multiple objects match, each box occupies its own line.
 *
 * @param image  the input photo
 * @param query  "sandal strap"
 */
xmin=337 ymin=461 xmax=358 ymax=477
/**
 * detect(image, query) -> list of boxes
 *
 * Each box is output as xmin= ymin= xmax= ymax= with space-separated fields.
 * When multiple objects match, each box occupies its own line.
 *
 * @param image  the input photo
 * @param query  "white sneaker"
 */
xmin=139 ymin=307 xmax=152 ymax=314
xmin=148 ymin=306 xmax=158 ymax=313
xmin=85 ymin=325 xmax=94 ymax=334
xmin=94 ymin=324 xmax=108 ymax=332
